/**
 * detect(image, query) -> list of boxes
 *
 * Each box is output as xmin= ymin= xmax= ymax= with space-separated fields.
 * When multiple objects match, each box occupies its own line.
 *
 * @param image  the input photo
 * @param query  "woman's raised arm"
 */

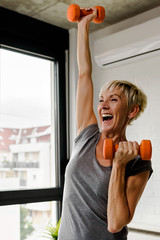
xmin=76 ymin=8 xmax=98 ymax=135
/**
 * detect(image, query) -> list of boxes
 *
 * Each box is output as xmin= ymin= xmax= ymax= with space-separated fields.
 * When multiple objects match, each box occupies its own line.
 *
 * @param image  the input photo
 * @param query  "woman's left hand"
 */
xmin=113 ymin=141 xmax=139 ymax=166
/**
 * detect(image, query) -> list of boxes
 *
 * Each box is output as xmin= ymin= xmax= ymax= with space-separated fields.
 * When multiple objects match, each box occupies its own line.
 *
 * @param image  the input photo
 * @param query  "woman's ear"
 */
xmin=128 ymin=105 xmax=139 ymax=119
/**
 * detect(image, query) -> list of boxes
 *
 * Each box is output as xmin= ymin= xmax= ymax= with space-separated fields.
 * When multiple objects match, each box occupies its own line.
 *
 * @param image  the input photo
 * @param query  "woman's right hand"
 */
xmin=78 ymin=7 xmax=97 ymax=24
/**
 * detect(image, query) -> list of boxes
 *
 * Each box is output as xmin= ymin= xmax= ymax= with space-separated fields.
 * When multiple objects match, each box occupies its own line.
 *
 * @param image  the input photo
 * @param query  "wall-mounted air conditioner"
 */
xmin=94 ymin=35 xmax=160 ymax=69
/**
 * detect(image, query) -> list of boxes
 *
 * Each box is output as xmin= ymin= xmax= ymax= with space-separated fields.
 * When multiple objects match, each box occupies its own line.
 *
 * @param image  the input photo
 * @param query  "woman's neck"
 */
xmin=101 ymin=131 xmax=127 ymax=145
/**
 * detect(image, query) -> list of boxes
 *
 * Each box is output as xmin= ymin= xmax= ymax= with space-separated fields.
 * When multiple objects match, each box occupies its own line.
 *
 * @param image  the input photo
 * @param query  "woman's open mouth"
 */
xmin=102 ymin=113 xmax=113 ymax=122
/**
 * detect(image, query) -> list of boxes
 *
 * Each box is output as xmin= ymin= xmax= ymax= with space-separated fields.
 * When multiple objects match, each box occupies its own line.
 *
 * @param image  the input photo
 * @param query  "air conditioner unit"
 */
xmin=94 ymin=35 xmax=160 ymax=69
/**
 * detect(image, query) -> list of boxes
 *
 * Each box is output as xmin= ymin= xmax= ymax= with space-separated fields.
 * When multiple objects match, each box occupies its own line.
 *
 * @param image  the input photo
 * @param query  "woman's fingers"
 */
xmin=115 ymin=141 xmax=139 ymax=164
xmin=78 ymin=7 xmax=97 ymax=23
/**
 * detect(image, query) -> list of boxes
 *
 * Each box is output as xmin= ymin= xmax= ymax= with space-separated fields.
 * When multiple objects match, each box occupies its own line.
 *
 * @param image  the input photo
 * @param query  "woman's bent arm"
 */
xmin=107 ymin=141 xmax=150 ymax=233
xmin=107 ymin=162 xmax=149 ymax=233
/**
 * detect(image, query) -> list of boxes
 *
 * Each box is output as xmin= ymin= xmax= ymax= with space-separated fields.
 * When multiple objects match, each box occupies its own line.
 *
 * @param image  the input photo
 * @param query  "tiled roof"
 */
xmin=0 ymin=126 xmax=50 ymax=150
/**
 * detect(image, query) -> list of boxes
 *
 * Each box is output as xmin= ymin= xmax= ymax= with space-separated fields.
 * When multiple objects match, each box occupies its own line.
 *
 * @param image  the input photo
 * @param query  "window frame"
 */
xmin=0 ymin=7 xmax=69 ymax=220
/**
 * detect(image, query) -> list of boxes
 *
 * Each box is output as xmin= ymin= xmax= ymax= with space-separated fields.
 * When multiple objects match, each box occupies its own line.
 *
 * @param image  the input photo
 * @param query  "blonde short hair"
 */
xmin=99 ymin=80 xmax=147 ymax=125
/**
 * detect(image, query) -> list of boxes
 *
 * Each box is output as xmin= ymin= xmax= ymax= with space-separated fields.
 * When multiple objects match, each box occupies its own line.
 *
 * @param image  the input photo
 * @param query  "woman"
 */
xmin=58 ymin=8 xmax=153 ymax=240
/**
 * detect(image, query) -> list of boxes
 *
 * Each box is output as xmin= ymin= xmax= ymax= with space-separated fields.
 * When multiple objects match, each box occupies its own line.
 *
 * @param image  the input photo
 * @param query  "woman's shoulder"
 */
xmin=75 ymin=124 xmax=99 ymax=143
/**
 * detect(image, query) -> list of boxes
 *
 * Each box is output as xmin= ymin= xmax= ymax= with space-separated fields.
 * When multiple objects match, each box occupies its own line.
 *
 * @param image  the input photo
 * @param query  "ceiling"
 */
xmin=0 ymin=0 xmax=160 ymax=32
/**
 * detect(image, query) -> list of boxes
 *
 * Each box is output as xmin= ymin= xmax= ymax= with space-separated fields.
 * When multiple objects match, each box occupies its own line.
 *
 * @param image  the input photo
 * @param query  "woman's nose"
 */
xmin=103 ymin=105 xmax=110 ymax=110
xmin=102 ymin=101 xmax=110 ymax=109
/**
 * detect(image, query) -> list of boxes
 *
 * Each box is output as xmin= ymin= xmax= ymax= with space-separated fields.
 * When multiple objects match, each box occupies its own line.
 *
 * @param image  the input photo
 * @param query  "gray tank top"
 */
xmin=58 ymin=124 xmax=152 ymax=240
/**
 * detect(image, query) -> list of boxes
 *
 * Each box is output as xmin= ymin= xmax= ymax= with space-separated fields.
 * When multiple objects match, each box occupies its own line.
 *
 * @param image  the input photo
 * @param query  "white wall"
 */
xmin=92 ymin=52 xmax=160 ymax=232
xmin=91 ymin=7 xmax=160 ymax=233
xmin=69 ymin=6 xmax=160 ymax=233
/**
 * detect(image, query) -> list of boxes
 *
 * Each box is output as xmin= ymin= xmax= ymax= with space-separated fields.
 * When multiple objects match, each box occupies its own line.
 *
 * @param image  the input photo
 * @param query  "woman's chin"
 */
xmin=101 ymin=121 xmax=114 ymax=133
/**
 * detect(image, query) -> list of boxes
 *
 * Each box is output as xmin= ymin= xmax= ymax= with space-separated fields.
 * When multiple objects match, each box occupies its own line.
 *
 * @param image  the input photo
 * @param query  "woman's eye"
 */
xmin=111 ymin=98 xmax=117 ymax=101
xmin=99 ymin=99 xmax=103 ymax=102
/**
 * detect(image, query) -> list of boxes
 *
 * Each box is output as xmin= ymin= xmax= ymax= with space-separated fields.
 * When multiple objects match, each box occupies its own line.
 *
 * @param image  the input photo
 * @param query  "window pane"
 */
xmin=0 ymin=48 xmax=56 ymax=189
xmin=0 ymin=201 xmax=59 ymax=240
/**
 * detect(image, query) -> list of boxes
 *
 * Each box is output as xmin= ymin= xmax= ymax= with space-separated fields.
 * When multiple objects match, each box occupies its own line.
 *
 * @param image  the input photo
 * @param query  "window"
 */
xmin=0 ymin=6 xmax=68 ymax=240
xmin=0 ymin=47 xmax=60 ymax=238
xmin=0 ymin=48 xmax=55 ymax=190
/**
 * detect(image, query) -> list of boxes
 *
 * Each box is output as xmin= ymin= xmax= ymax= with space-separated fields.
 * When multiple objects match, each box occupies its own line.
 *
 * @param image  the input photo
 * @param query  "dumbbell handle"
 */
xmin=80 ymin=9 xmax=94 ymax=17
xmin=81 ymin=7 xmax=105 ymax=23
xmin=103 ymin=139 xmax=152 ymax=160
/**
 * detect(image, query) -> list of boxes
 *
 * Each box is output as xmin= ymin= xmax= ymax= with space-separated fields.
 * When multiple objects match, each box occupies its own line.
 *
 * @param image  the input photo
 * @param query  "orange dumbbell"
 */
xmin=103 ymin=139 xmax=152 ymax=160
xmin=67 ymin=4 xmax=105 ymax=23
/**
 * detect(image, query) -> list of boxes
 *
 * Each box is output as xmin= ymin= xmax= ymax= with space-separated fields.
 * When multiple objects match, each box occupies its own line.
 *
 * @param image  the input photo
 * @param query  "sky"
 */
xmin=0 ymin=48 xmax=52 ymax=128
